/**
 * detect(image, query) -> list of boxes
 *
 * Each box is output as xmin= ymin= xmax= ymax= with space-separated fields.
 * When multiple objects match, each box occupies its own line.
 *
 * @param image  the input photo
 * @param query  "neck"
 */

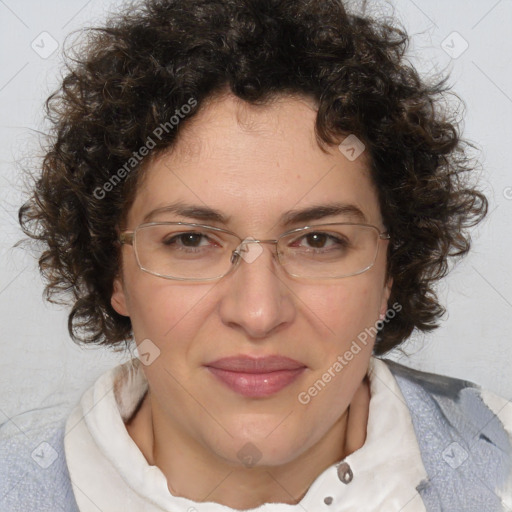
xmin=126 ymin=376 xmax=370 ymax=509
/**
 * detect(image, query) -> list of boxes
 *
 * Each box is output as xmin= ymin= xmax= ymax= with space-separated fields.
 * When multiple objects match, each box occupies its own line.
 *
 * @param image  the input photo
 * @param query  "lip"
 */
xmin=206 ymin=355 xmax=306 ymax=373
xmin=205 ymin=355 xmax=307 ymax=398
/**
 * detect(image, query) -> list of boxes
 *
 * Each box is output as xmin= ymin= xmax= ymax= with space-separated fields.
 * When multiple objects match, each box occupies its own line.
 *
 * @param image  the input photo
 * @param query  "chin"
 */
xmin=209 ymin=430 xmax=309 ymax=469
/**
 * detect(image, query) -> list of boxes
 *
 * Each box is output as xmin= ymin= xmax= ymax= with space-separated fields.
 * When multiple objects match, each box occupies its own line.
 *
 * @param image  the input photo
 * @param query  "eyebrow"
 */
xmin=280 ymin=203 xmax=367 ymax=226
xmin=142 ymin=201 xmax=367 ymax=226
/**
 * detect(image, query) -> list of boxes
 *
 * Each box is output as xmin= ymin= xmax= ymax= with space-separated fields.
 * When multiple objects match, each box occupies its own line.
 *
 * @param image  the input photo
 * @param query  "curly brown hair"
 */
xmin=18 ymin=0 xmax=487 ymax=355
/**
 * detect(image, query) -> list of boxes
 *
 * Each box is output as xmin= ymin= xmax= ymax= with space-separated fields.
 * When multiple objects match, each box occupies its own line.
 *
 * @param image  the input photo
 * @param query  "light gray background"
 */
xmin=1 ymin=0 xmax=511 ymax=422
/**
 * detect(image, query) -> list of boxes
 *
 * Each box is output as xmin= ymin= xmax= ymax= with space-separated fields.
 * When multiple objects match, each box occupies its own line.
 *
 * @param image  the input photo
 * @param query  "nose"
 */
xmin=218 ymin=241 xmax=296 ymax=339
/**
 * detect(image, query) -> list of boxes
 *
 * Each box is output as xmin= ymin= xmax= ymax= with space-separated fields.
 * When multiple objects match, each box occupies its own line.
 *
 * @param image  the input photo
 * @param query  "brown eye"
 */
xmin=291 ymin=232 xmax=349 ymax=251
xmin=304 ymin=233 xmax=329 ymax=248
xmin=163 ymin=232 xmax=207 ymax=248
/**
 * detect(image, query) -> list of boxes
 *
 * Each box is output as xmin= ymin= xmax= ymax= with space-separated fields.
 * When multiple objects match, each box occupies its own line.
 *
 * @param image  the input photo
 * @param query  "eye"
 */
xmin=162 ymin=231 xmax=221 ymax=250
xmin=163 ymin=232 xmax=209 ymax=247
xmin=290 ymin=231 xmax=350 ymax=251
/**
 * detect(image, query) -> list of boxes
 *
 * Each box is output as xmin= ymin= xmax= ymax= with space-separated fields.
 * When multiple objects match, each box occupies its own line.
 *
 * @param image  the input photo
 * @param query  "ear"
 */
xmin=111 ymin=274 xmax=129 ymax=317
xmin=378 ymin=276 xmax=393 ymax=319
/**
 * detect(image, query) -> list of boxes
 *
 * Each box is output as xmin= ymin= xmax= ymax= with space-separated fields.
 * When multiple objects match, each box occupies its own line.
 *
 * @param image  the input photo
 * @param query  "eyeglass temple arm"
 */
xmin=119 ymin=232 xmax=134 ymax=245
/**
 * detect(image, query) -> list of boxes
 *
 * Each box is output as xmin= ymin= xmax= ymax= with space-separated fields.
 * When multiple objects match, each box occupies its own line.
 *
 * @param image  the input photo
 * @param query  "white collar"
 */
xmin=64 ymin=356 xmax=428 ymax=511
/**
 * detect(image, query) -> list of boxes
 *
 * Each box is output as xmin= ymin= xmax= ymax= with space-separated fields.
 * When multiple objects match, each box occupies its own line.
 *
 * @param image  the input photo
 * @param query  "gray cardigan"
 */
xmin=1 ymin=359 xmax=510 ymax=511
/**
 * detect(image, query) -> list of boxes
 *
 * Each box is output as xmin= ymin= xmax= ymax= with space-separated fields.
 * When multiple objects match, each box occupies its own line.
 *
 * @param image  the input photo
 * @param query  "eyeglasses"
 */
xmin=119 ymin=222 xmax=390 ymax=281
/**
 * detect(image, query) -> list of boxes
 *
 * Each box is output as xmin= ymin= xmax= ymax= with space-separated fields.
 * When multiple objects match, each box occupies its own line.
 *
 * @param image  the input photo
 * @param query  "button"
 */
xmin=337 ymin=461 xmax=353 ymax=484
xmin=324 ymin=496 xmax=333 ymax=505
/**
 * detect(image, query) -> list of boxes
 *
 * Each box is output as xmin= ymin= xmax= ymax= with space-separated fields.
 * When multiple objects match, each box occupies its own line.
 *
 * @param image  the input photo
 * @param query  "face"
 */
xmin=112 ymin=92 xmax=392 ymax=468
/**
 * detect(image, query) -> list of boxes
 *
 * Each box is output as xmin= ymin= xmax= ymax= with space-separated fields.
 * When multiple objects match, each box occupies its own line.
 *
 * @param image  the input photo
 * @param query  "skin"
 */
xmin=111 ymin=92 xmax=392 ymax=509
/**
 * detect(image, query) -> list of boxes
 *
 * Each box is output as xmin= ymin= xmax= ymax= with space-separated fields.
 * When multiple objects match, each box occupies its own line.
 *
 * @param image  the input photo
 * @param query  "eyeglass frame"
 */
xmin=118 ymin=221 xmax=391 ymax=281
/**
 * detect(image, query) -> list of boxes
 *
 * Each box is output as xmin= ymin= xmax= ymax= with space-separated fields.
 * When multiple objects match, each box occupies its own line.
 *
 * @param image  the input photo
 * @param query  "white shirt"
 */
xmin=64 ymin=356 xmax=512 ymax=511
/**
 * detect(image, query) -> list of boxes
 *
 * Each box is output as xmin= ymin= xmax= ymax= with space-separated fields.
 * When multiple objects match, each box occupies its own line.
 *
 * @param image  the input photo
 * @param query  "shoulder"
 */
xmin=0 ymin=406 xmax=79 ymax=512
xmin=382 ymin=357 xmax=478 ymax=397
xmin=382 ymin=357 xmax=512 ymax=428
xmin=381 ymin=357 xmax=512 ymax=439
xmin=381 ymin=358 xmax=512 ymax=507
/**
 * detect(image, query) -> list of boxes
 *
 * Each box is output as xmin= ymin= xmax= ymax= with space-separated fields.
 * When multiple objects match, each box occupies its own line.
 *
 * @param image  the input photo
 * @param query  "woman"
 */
xmin=3 ymin=0 xmax=511 ymax=510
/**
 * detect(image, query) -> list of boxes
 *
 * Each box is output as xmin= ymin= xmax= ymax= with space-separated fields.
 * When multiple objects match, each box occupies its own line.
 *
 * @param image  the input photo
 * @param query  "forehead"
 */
xmin=127 ymin=93 xmax=382 ymax=232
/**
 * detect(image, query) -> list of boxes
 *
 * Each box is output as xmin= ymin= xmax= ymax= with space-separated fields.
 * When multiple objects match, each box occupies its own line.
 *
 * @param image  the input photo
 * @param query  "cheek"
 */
xmin=304 ymin=276 xmax=384 ymax=342
xmin=295 ymin=278 xmax=384 ymax=420
xmin=124 ymin=271 xmax=211 ymax=346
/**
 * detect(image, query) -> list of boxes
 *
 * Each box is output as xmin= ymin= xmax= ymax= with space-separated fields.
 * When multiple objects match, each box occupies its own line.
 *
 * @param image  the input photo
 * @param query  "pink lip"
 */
xmin=205 ymin=355 xmax=306 ymax=397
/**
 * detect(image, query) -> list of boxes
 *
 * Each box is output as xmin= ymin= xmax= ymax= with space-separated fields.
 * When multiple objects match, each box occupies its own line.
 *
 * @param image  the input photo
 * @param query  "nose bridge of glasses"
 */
xmin=229 ymin=237 xmax=287 ymax=273
xmin=232 ymin=237 xmax=279 ymax=260
xmin=237 ymin=237 xmax=278 ymax=247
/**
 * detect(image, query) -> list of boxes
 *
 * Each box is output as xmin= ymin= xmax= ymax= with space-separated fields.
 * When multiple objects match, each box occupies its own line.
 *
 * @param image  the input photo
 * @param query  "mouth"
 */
xmin=205 ymin=355 xmax=307 ymax=398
